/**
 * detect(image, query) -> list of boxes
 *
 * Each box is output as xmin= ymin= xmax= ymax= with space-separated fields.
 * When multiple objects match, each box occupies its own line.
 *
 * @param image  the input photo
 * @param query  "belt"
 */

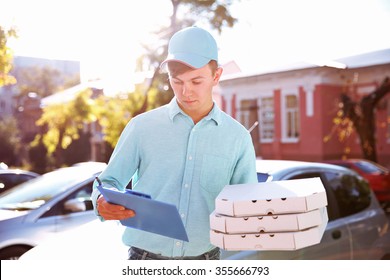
xmin=129 ymin=247 xmax=220 ymax=260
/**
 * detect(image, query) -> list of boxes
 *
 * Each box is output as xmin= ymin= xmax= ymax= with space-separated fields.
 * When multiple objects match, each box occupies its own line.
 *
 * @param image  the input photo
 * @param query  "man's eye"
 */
xmin=192 ymin=81 xmax=202 ymax=85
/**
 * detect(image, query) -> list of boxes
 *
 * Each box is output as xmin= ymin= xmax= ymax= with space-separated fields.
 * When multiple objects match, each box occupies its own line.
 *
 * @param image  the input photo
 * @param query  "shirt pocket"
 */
xmin=200 ymin=154 xmax=230 ymax=194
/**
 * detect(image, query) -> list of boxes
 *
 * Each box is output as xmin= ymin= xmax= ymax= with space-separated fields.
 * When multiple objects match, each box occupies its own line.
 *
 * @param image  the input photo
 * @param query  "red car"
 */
xmin=325 ymin=159 xmax=390 ymax=205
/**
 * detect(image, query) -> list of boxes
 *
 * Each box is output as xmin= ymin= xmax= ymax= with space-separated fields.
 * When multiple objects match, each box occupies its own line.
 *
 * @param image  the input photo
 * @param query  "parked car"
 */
xmin=0 ymin=162 xmax=107 ymax=259
xmin=223 ymin=160 xmax=390 ymax=260
xmin=325 ymin=159 xmax=390 ymax=207
xmin=20 ymin=219 xmax=128 ymax=260
xmin=20 ymin=160 xmax=390 ymax=260
xmin=0 ymin=169 xmax=40 ymax=194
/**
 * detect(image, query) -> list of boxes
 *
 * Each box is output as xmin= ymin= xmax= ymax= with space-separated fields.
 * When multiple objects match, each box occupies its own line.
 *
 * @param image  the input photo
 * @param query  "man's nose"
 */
xmin=182 ymin=83 xmax=192 ymax=97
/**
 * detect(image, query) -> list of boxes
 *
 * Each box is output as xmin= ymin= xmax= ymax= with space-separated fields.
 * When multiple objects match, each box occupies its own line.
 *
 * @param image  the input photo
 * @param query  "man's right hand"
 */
xmin=97 ymin=195 xmax=135 ymax=220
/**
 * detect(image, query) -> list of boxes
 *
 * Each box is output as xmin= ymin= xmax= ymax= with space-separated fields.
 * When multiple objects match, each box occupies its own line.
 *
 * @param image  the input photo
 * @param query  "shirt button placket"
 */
xmin=174 ymin=125 xmax=196 ymax=256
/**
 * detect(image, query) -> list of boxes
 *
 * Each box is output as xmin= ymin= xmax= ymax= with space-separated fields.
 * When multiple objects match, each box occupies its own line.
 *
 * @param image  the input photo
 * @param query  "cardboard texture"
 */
xmin=210 ymin=207 xmax=326 ymax=233
xmin=210 ymin=178 xmax=329 ymax=251
xmin=210 ymin=209 xmax=328 ymax=250
xmin=215 ymin=177 xmax=327 ymax=216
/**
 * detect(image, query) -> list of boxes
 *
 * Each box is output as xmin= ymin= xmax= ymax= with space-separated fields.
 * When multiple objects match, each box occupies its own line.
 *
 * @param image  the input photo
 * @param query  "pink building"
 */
xmin=217 ymin=49 xmax=390 ymax=167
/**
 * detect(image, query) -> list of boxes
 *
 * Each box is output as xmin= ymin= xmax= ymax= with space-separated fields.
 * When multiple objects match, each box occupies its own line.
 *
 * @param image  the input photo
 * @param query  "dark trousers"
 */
xmin=128 ymin=247 xmax=220 ymax=260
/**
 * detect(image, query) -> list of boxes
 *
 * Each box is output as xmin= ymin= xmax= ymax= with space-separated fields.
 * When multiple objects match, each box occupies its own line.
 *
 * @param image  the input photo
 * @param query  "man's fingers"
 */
xmin=97 ymin=196 xmax=135 ymax=220
xmin=101 ymin=209 xmax=135 ymax=220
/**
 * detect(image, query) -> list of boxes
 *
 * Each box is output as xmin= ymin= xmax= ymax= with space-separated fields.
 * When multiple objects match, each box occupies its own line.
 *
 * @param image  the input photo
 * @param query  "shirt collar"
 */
xmin=168 ymin=97 xmax=222 ymax=125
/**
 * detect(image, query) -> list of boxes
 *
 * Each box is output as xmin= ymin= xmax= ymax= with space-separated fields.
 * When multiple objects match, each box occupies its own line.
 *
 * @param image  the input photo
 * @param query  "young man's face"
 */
xmin=169 ymin=63 xmax=223 ymax=123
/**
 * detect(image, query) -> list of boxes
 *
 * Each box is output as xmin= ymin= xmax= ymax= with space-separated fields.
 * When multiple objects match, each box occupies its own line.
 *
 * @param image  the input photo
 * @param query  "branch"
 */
xmin=340 ymin=93 xmax=359 ymax=122
xmin=363 ymin=76 xmax=390 ymax=106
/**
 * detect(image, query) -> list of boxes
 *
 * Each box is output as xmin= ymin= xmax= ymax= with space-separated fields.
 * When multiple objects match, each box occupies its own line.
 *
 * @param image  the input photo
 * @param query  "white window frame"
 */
xmin=281 ymin=89 xmax=300 ymax=143
xmin=258 ymin=95 xmax=274 ymax=143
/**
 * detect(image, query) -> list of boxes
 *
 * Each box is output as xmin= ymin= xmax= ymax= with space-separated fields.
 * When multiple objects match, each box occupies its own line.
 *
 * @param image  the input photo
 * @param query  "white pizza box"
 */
xmin=210 ymin=207 xmax=326 ymax=234
xmin=215 ymin=178 xmax=327 ymax=217
xmin=210 ymin=210 xmax=328 ymax=251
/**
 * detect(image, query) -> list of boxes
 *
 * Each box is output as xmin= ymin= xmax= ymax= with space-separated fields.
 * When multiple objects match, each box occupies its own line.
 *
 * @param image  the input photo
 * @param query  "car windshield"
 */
xmin=0 ymin=167 xmax=99 ymax=211
xmin=354 ymin=161 xmax=389 ymax=174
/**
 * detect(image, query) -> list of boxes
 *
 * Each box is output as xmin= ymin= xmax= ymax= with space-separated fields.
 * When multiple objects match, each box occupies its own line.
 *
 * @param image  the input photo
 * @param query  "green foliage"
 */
xmin=0 ymin=25 xmax=17 ymax=87
xmin=95 ymin=91 xmax=146 ymax=148
xmin=34 ymin=89 xmax=96 ymax=156
xmin=177 ymin=0 xmax=237 ymax=33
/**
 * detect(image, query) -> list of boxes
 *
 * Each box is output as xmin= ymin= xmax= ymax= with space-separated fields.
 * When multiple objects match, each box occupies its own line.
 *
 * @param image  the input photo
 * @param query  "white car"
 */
xmin=0 ymin=162 xmax=107 ymax=259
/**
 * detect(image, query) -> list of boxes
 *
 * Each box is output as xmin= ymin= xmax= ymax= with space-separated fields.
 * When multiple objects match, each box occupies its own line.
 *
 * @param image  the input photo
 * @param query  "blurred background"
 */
xmin=1 ymin=0 xmax=390 ymax=261
xmin=1 ymin=0 xmax=390 ymax=172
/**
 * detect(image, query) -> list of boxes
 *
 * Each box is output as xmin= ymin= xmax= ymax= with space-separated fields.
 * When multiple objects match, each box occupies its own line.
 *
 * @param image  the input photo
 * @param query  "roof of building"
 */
xmin=221 ymin=48 xmax=390 ymax=81
xmin=41 ymin=71 xmax=153 ymax=106
xmin=41 ymin=80 xmax=104 ymax=106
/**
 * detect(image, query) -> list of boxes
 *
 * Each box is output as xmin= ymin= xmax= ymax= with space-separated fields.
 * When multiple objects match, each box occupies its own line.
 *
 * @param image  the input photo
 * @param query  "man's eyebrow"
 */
xmin=171 ymin=75 xmax=205 ymax=81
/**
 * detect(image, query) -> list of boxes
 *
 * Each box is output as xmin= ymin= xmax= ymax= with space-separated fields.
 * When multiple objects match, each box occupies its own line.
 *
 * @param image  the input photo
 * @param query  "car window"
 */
xmin=41 ymin=180 xmax=94 ymax=218
xmin=0 ymin=168 xmax=97 ymax=211
xmin=0 ymin=174 xmax=36 ymax=193
xmin=323 ymin=172 xmax=371 ymax=217
xmin=354 ymin=161 xmax=388 ymax=174
xmin=285 ymin=172 xmax=340 ymax=221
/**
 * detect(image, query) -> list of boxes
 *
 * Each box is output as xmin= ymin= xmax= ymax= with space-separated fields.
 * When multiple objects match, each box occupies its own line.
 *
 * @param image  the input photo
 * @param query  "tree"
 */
xmin=33 ymin=89 xmax=97 ymax=167
xmin=134 ymin=0 xmax=238 ymax=115
xmin=31 ymin=1 xmax=240 ymax=164
xmin=95 ymin=89 xmax=146 ymax=148
xmin=334 ymin=77 xmax=390 ymax=162
xmin=92 ymin=0 xmax=240 ymax=149
xmin=0 ymin=25 xmax=17 ymax=87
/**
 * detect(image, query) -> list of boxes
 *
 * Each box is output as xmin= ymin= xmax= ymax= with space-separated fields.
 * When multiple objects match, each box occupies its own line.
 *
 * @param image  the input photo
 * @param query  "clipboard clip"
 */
xmin=124 ymin=189 xmax=151 ymax=199
xmin=95 ymin=177 xmax=151 ymax=199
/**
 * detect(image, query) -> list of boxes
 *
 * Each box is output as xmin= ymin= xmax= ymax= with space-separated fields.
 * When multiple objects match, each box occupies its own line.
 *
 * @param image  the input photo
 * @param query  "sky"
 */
xmin=1 ymin=0 xmax=390 ymax=85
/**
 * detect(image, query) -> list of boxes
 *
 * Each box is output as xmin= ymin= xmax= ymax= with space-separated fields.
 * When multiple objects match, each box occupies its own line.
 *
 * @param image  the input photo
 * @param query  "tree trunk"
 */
xmin=340 ymin=77 xmax=390 ymax=162
xmin=356 ymin=98 xmax=377 ymax=161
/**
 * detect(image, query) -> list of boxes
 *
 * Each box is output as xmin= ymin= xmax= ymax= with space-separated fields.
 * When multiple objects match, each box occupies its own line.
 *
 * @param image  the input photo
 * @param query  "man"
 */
xmin=91 ymin=26 xmax=258 ymax=260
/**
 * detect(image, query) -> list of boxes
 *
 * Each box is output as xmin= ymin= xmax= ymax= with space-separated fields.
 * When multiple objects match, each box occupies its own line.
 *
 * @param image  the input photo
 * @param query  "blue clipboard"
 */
xmin=96 ymin=179 xmax=189 ymax=242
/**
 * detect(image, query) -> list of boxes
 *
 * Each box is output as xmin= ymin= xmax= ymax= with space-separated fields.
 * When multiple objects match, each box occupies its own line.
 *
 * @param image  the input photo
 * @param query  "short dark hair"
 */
xmin=167 ymin=60 xmax=218 ymax=77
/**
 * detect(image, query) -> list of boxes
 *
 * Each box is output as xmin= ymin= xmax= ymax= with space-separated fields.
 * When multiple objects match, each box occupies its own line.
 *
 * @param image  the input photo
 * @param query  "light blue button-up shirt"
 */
xmin=91 ymin=97 xmax=257 ymax=257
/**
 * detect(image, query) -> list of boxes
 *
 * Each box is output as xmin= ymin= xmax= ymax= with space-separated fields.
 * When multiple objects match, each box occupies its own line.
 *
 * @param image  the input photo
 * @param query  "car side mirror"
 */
xmin=64 ymin=198 xmax=88 ymax=213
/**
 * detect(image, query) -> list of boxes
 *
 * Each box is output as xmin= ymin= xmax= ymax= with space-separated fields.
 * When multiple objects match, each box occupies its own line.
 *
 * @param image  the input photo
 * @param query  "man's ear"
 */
xmin=213 ymin=67 xmax=223 ymax=83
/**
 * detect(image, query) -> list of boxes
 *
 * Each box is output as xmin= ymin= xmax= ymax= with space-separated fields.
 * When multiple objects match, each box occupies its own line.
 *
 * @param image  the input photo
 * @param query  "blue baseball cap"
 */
xmin=160 ymin=26 xmax=218 ymax=69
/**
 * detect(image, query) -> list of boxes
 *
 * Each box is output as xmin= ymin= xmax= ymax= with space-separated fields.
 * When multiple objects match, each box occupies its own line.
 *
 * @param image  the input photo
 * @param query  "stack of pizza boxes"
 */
xmin=210 ymin=177 xmax=328 ymax=250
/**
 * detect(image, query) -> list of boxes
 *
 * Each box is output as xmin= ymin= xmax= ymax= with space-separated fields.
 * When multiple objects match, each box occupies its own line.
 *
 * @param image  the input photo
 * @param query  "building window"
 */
xmin=282 ymin=93 xmax=300 ymax=142
xmin=239 ymin=99 xmax=258 ymax=131
xmin=259 ymin=97 xmax=274 ymax=142
xmin=240 ymin=107 xmax=250 ymax=129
